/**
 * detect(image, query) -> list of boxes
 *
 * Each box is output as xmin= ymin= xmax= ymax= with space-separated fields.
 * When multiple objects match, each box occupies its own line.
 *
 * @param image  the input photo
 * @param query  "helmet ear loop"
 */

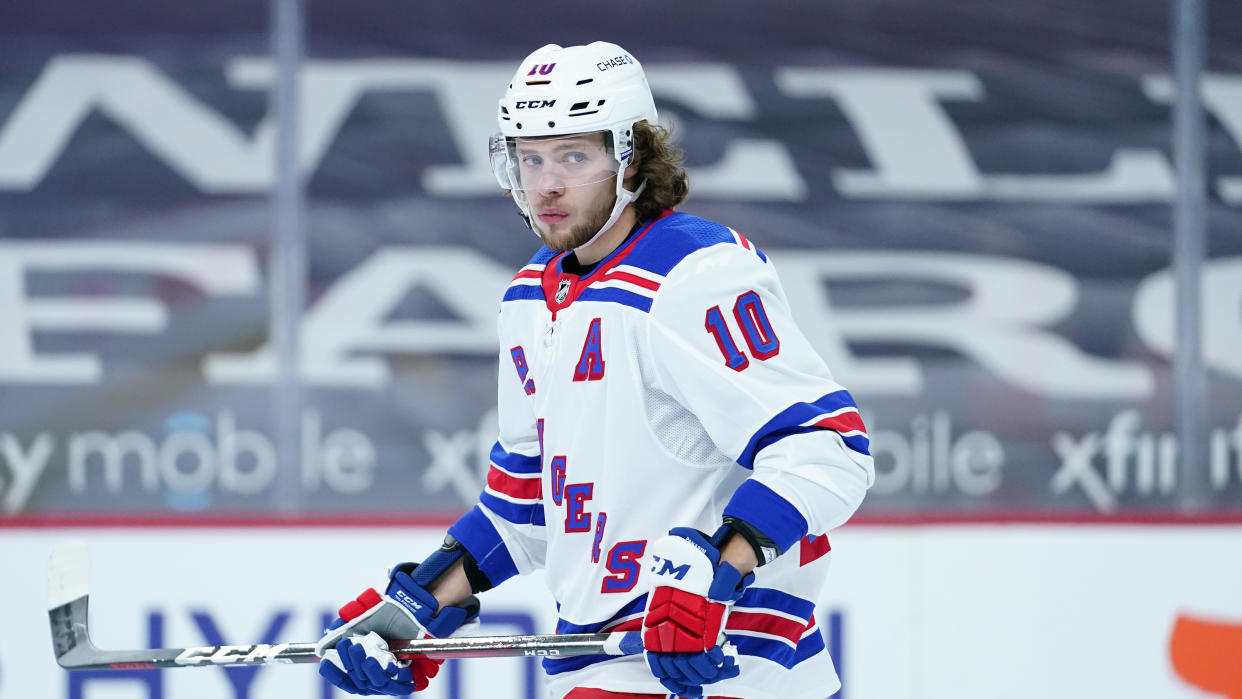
xmin=616 ymin=156 xmax=642 ymax=202
xmin=613 ymin=144 xmax=645 ymax=220
xmin=570 ymin=158 xmax=646 ymax=255
xmin=613 ymin=122 xmax=645 ymax=209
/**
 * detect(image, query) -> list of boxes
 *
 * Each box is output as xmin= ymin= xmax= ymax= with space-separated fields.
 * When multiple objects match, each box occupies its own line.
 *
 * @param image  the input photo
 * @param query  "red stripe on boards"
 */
xmin=5 ymin=511 xmax=1242 ymax=529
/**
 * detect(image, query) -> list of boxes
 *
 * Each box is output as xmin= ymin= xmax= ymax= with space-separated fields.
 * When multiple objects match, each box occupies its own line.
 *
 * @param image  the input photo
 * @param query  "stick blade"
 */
xmin=47 ymin=540 xmax=90 ymax=610
xmin=47 ymin=540 xmax=95 ymax=668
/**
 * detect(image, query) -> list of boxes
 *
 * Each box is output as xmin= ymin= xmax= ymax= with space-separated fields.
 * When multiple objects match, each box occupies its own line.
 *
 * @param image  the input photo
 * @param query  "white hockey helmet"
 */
xmin=489 ymin=42 xmax=659 ymax=247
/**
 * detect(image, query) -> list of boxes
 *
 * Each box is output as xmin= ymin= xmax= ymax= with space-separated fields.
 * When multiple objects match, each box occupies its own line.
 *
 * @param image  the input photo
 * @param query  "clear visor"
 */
xmin=490 ymin=131 xmax=619 ymax=196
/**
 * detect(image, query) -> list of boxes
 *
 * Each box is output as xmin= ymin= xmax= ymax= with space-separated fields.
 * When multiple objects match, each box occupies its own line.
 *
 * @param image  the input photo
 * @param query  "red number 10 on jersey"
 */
xmin=705 ymin=290 xmax=780 ymax=371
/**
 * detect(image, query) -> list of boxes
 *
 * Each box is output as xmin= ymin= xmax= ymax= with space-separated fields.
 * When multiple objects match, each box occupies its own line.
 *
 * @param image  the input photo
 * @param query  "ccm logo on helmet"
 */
xmin=597 ymin=54 xmax=635 ymax=71
xmin=514 ymin=99 xmax=556 ymax=109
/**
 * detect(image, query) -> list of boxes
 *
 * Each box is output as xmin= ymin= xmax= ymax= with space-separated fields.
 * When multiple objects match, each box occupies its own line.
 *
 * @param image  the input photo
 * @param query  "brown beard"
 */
xmin=538 ymin=189 xmax=618 ymax=252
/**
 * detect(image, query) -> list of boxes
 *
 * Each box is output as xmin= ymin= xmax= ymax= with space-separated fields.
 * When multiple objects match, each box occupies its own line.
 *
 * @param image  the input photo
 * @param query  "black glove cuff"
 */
xmin=722 ymin=515 xmax=781 ymax=567
xmin=461 ymin=550 xmax=494 ymax=594
xmin=440 ymin=534 xmax=494 ymax=594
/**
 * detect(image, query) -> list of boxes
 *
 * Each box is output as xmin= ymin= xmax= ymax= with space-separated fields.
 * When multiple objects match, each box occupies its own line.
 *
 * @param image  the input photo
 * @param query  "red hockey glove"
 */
xmin=642 ymin=526 xmax=754 ymax=696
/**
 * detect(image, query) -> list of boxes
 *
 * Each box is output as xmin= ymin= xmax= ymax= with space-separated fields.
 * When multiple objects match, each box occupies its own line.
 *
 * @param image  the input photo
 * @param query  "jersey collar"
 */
xmin=540 ymin=210 xmax=672 ymax=317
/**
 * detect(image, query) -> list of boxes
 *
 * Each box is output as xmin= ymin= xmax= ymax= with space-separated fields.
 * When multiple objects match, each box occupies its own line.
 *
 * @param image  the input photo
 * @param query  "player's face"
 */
xmin=513 ymin=133 xmax=618 ymax=251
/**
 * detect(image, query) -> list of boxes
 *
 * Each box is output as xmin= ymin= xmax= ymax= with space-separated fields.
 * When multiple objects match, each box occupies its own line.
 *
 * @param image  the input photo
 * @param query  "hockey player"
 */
xmin=315 ymin=41 xmax=874 ymax=698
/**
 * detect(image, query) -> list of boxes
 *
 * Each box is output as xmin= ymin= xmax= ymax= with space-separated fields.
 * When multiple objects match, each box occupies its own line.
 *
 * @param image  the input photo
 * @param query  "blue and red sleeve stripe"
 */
xmin=737 ymin=389 xmax=870 ymax=471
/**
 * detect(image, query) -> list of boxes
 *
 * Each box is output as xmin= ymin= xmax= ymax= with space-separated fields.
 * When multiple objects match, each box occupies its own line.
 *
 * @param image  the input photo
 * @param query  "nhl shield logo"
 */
xmin=555 ymin=280 xmax=571 ymax=303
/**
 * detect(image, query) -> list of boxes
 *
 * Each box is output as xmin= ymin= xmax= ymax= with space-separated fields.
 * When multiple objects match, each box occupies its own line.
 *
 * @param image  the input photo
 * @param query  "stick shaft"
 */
xmin=47 ymin=542 xmax=644 ymax=671
xmin=51 ymin=595 xmax=640 ymax=670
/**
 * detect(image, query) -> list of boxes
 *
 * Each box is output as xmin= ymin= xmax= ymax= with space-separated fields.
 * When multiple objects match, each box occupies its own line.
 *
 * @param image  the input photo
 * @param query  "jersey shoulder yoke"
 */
xmin=625 ymin=211 xmax=768 ymax=279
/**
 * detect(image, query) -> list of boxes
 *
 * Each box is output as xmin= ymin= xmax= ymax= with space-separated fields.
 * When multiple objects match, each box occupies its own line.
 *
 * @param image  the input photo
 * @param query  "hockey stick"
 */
xmin=47 ymin=541 xmax=643 ymax=670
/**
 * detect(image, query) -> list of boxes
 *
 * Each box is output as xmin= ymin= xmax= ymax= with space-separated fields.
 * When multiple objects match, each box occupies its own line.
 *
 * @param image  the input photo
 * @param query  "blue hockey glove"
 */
xmin=642 ymin=526 xmax=755 ymax=697
xmin=316 ymin=559 xmax=480 ymax=696
xmin=321 ymin=630 xmax=433 ymax=696
xmin=645 ymin=645 xmax=740 ymax=698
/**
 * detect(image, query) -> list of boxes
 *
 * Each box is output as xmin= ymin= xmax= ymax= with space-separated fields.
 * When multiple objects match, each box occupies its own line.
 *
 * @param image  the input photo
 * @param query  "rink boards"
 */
xmin=1 ymin=523 xmax=1239 ymax=699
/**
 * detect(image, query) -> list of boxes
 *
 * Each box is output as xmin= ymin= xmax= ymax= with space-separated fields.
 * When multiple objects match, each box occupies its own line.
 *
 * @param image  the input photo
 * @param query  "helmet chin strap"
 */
xmin=572 ymin=178 xmax=646 ymax=254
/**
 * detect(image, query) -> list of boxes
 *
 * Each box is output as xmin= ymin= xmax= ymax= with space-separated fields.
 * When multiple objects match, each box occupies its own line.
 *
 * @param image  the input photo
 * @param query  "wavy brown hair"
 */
xmin=630 ymin=120 xmax=689 ymax=221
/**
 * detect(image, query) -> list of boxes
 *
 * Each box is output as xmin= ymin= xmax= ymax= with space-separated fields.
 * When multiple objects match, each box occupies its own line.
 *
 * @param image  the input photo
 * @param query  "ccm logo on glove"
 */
xmin=392 ymin=589 xmax=428 ymax=615
xmin=652 ymin=555 xmax=691 ymax=580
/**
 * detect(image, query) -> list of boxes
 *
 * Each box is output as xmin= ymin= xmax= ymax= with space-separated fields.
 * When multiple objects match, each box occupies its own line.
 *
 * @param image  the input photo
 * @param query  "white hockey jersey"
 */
xmin=448 ymin=211 xmax=874 ymax=699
